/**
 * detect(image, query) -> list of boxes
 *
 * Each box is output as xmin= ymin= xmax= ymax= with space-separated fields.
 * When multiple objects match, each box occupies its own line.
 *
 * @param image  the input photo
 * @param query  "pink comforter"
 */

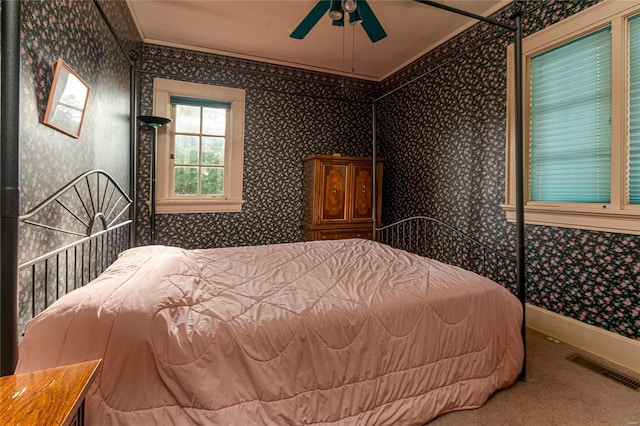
xmin=17 ymin=239 xmax=523 ymax=425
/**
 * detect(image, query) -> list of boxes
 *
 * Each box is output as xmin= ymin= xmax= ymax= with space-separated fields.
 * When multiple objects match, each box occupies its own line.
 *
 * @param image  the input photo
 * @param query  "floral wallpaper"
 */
xmin=377 ymin=0 xmax=638 ymax=339
xmin=137 ymin=45 xmax=375 ymax=248
xmin=18 ymin=0 xmax=139 ymax=262
xmin=13 ymin=0 xmax=140 ymax=332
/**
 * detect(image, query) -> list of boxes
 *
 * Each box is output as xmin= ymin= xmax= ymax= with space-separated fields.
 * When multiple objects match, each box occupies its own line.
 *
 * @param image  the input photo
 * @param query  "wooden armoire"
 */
xmin=302 ymin=155 xmax=383 ymax=241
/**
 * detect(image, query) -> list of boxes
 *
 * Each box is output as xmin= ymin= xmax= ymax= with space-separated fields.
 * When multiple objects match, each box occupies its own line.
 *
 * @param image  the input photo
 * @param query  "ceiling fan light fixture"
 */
xmin=342 ymin=0 xmax=357 ymax=13
xmin=290 ymin=0 xmax=386 ymax=43
xmin=348 ymin=8 xmax=362 ymax=25
xmin=328 ymin=0 xmax=343 ymax=20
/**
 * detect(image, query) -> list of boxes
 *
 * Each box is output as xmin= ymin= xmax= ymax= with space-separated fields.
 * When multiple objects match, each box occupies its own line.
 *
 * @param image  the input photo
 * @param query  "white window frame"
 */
xmin=504 ymin=0 xmax=640 ymax=235
xmin=153 ymin=78 xmax=246 ymax=213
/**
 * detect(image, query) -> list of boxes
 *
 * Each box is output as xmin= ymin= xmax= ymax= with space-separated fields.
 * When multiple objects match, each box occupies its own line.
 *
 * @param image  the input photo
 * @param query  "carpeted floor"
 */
xmin=429 ymin=328 xmax=640 ymax=425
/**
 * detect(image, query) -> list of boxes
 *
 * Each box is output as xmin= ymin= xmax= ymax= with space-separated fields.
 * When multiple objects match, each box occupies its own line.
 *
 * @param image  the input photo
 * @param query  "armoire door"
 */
xmin=351 ymin=163 xmax=374 ymax=221
xmin=319 ymin=161 xmax=348 ymax=223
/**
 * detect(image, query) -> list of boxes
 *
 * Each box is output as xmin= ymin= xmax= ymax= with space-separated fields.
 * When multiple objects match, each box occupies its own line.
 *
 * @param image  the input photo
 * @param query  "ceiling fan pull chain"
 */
xmin=352 ymin=24 xmax=356 ymax=73
xmin=342 ymin=22 xmax=346 ymax=88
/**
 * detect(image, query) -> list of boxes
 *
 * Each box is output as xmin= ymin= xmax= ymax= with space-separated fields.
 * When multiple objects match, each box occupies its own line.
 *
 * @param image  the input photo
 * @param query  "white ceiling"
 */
xmin=126 ymin=0 xmax=508 ymax=81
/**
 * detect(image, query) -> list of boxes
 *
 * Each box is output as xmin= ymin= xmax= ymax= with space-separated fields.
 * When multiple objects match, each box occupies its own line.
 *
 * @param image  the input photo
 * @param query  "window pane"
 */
xmin=629 ymin=15 xmax=640 ymax=204
xmin=201 ymin=167 xmax=224 ymax=195
xmin=202 ymin=137 xmax=225 ymax=165
xmin=202 ymin=107 xmax=226 ymax=135
xmin=530 ymin=27 xmax=611 ymax=203
xmin=174 ymin=166 xmax=198 ymax=195
xmin=175 ymin=105 xmax=200 ymax=133
xmin=174 ymin=135 xmax=199 ymax=164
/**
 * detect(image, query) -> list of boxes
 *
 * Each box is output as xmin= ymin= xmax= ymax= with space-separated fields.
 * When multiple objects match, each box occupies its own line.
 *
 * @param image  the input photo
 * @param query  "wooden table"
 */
xmin=0 ymin=359 xmax=101 ymax=426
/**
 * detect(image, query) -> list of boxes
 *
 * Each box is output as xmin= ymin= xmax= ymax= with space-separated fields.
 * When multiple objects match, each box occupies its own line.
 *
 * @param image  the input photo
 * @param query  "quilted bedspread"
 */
xmin=17 ymin=239 xmax=523 ymax=425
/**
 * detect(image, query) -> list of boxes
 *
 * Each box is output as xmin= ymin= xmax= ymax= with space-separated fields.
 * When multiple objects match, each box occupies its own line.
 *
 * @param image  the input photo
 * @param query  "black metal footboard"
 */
xmin=377 ymin=216 xmax=517 ymax=292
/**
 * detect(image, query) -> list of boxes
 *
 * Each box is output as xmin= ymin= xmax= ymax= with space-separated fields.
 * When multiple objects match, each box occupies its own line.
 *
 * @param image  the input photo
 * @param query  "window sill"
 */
xmin=501 ymin=204 xmax=640 ymax=235
xmin=155 ymin=198 xmax=245 ymax=214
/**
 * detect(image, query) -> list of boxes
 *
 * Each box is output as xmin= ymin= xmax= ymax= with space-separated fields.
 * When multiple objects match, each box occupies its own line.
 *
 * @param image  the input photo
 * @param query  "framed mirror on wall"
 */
xmin=43 ymin=58 xmax=90 ymax=139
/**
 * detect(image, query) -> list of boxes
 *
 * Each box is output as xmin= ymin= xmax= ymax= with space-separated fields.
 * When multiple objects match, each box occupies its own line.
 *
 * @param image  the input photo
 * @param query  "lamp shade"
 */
xmin=328 ymin=0 xmax=343 ymax=20
xmin=138 ymin=115 xmax=171 ymax=127
xmin=342 ymin=0 xmax=357 ymax=13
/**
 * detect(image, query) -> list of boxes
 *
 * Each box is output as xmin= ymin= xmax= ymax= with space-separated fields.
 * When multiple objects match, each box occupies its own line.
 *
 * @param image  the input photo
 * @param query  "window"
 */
xmin=171 ymin=97 xmax=228 ymax=196
xmin=629 ymin=15 xmax=640 ymax=205
xmin=153 ymin=78 xmax=245 ymax=213
xmin=530 ymin=28 xmax=612 ymax=204
xmin=504 ymin=1 xmax=640 ymax=235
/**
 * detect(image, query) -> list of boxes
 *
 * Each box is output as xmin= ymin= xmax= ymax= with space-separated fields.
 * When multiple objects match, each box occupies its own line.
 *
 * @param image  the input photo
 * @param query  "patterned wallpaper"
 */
xmin=377 ymin=0 xmax=639 ymax=340
xmin=13 ymin=0 xmax=140 ymax=332
xmin=17 ymin=0 xmax=140 ymax=263
xmin=137 ymin=45 xmax=375 ymax=247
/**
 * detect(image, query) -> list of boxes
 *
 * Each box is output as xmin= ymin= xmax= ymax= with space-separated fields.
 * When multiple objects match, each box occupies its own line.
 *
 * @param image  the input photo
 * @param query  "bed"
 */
xmin=16 ymin=238 xmax=523 ymax=424
xmin=1 ymin=1 xmax=528 ymax=424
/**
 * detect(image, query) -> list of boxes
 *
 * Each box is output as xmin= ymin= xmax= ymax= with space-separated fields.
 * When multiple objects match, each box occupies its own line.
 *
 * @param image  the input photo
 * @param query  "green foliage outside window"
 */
xmin=172 ymin=104 xmax=227 ymax=196
xmin=174 ymin=167 xmax=198 ymax=195
xmin=201 ymin=168 xmax=224 ymax=195
xmin=175 ymin=135 xmax=199 ymax=164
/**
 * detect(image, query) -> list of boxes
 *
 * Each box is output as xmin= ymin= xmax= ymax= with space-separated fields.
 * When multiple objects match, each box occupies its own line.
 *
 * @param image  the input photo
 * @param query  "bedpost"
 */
xmin=129 ymin=51 xmax=139 ymax=248
xmin=409 ymin=0 xmax=527 ymax=381
xmin=513 ymin=8 xmax=527 ymax=382
xmin=372 ymin=102 xmax=377 ymax=236
xmin=1 ymin=0 xmax=21 ymax=377
xmin=93 ymin=1 xmax=138 ymax=248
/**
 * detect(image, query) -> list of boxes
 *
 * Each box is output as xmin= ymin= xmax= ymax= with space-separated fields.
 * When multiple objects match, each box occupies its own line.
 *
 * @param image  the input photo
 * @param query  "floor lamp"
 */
xmin=138 ymin=115 xmax=171 ymax=245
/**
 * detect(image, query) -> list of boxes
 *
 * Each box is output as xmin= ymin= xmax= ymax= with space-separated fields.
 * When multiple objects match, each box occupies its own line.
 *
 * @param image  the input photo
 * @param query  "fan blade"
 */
xmin=290 ymin=0 xmax=331 ymax=39
xmin=357 ymin=0 xmax=387 ymax=42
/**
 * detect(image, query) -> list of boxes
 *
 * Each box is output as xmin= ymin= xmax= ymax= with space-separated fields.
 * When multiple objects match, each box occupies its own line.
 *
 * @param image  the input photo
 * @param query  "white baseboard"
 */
xmin=526 ymin=303 xmax=640 ymax=374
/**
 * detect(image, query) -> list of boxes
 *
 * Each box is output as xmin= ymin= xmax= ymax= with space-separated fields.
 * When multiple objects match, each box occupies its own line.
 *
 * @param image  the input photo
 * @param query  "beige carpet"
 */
xmin=430 ymin=328 xmax=640 ymax=425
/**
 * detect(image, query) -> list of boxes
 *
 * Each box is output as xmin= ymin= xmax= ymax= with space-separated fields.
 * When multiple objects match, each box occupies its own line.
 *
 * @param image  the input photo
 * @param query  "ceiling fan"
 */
xmin=291 ymin=0 xmax=387 ymax=43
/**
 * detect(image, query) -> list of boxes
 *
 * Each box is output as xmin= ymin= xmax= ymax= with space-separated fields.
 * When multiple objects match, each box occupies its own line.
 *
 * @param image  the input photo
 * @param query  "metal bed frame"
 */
xmin=0 ymin=0 xmax=527 ymax=383
xmin=17 ymin=170 xmax=132 ymax=336
xmin=377 ymin=217 xmax=517 ymax=289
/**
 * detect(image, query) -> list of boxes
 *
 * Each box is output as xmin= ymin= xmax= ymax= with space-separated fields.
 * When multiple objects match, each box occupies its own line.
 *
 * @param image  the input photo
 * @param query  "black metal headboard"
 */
xmin=17 ymin=169 xmax=132 ymax=336
xmin=20 ymin=169 xmax=131 ymax=237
